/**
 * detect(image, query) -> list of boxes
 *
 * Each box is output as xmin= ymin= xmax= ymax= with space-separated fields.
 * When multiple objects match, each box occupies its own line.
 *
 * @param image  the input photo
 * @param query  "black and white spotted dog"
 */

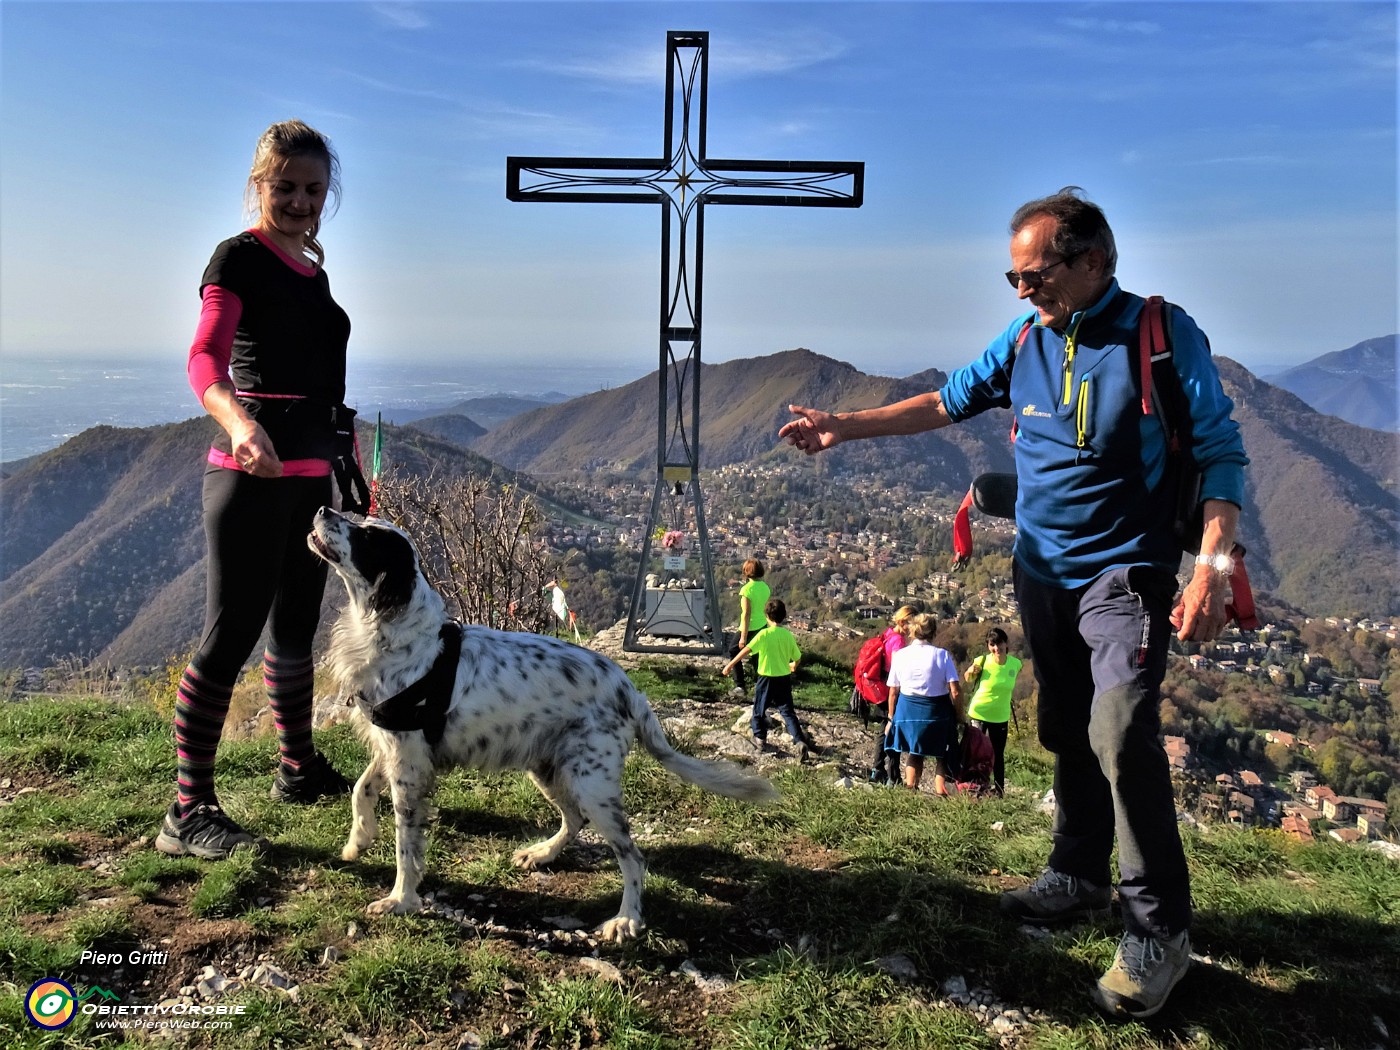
xmin=307 ymin=507 xmax=778 ymax=941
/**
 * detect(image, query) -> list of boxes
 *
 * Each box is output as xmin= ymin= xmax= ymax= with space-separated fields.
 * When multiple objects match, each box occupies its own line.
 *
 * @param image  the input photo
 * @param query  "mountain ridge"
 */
xmin=0 ymin=348 xmax=1395 ymax=666
xmin=1269 ymin=334 xmax=1398 ymax=432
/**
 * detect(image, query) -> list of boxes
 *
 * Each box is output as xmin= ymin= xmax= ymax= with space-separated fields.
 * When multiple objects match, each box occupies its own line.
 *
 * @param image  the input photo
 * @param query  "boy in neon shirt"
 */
xmin=722 ymin=598 xmax=809 ymax=760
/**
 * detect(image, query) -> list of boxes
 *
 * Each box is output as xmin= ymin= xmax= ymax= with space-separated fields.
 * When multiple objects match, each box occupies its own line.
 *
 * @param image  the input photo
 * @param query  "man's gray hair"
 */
xmin=1010 ymin=186 xmax=1118 ymax=277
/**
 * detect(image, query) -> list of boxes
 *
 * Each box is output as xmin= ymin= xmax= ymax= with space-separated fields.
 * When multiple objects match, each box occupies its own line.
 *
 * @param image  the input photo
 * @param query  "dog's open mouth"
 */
xmin=308 ymin=531 xmax=339 ymax=563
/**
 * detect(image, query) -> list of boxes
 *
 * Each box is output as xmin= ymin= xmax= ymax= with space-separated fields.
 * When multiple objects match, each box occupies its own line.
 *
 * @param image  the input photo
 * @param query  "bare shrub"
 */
xmin=371 ymin=471 xmax=560 ymax=633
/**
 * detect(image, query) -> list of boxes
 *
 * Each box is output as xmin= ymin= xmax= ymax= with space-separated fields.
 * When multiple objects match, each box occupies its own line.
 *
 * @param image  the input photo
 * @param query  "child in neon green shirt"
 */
xmin=722 ymin=598 xmax=810 ymax=759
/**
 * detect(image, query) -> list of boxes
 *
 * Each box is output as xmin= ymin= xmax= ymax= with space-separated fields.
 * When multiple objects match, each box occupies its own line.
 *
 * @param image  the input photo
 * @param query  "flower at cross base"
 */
xmin=660 ymin=530 xmax=687 ymax=550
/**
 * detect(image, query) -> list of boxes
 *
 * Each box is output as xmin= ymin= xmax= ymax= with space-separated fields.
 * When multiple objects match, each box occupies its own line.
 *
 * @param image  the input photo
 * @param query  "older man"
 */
xmin=780 ymin=187 xmax=1247 ymax=1019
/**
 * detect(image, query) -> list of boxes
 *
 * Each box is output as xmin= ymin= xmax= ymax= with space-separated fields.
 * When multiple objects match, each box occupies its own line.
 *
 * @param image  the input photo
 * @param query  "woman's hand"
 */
xmin=230 ymin=420 xmax=283 ymax=477
xmin=203 ymin=381 xmax=283 ymax=477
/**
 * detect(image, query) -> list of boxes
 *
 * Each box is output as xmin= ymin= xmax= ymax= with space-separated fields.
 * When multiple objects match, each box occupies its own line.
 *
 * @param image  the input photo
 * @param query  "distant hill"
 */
xmin=403 ymin=413 xmax=488 ymax=447
xmin=470 ymin=347 xmax=1017 ymax=486
xmin=385 ymin=393 xmax=565 ymax=431
xmin=1270 ymin=335 xmax=1398 ymax=432
xmin=0 ymin=420 xmax=568 ymax=668
xmin=1214 ymin=358 xmax=1399 ymax=616
xmin=0 ymin=419 xmax=215 ymax=666
xmin=0 ymin=347 xmax=1396 ymax=666
xmin=473 ymin=347 xmax=1399 ymax=615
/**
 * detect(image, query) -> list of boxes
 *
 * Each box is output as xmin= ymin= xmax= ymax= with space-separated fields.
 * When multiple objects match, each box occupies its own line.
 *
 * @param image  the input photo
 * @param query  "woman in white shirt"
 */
xmin=885 ymin=613 xmax=965 ymax=793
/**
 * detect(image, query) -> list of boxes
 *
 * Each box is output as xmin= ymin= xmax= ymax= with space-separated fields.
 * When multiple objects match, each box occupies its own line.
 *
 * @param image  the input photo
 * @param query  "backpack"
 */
xmin=960 ymin=297 xmax=1187 ymax=525
xmin=949 ymin=297 xmax=1259 ymax=629
xmin=949 ymin=723 xmax=995 ymax=797
xmin=853 ymin=632 xmax=890 ymax=708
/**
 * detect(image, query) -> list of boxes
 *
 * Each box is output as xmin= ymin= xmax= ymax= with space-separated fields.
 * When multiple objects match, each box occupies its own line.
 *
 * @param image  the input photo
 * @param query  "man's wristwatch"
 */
xmin=1195 ymin=552 xmax=1235 ymax=577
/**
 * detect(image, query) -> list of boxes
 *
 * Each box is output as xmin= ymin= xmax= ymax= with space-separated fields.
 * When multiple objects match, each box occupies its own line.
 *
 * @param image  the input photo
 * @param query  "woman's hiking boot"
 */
xmin=269 ymin=751 xmax=352 ymax=803
xmin=155 ymin=802 xmax=264 ymax=860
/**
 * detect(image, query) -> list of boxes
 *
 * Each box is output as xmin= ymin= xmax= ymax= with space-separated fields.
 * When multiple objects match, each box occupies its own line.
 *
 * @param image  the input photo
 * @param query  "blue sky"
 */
xmin=1 ymin=0 xmax=1395 ymax=383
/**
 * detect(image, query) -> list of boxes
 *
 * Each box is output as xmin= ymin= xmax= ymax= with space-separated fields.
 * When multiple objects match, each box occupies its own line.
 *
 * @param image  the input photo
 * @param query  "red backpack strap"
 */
xmin=1226 ymin=543 xmax=1260 ymax=630
xmin=1139 ymin=295 xmax=1166 ymax=417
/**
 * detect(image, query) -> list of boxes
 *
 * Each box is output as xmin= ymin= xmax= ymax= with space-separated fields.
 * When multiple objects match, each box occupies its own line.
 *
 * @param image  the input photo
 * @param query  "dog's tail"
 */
xmin=632 ymin=692 xmax=778 ymax=803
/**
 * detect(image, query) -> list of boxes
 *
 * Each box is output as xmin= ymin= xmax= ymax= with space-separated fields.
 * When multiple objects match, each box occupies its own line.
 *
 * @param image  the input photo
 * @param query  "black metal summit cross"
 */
xmin=507 ymin=30 xmax=863 ymax=653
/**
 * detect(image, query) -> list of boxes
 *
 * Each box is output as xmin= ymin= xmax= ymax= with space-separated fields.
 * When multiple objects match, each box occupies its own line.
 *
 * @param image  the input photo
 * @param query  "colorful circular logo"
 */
xmin=25 ymin=978 xmax=76 ymax=1029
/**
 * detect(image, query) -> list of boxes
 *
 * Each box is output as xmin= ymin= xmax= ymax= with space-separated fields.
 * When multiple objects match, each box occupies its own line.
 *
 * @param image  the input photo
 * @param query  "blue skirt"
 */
xmin=885 ymin=692 xmax=955 ymax=759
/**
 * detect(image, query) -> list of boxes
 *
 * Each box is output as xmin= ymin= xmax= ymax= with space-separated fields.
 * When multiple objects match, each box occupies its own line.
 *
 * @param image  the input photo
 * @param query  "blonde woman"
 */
xmin=863 ymin=605 xmax=918 ymax=784
xmin=885 ymin=614 xmax=964 ymax=793
xmin=157 ymin=120 xmax=353 ymax=860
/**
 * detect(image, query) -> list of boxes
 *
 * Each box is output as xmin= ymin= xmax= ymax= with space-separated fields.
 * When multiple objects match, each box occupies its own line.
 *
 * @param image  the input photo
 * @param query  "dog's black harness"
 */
xmin=366 ymin=622 xmax=462 ymax=746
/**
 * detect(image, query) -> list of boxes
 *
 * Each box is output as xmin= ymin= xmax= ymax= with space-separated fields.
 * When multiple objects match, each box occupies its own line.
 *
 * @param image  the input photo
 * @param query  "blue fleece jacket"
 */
xmin=940 ymin=280 xmax=1247 ymax=588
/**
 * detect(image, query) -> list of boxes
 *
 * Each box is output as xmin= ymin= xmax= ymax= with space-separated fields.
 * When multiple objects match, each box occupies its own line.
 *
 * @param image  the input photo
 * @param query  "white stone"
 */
xmin=576 ymin=957 xmax=624 ymax=982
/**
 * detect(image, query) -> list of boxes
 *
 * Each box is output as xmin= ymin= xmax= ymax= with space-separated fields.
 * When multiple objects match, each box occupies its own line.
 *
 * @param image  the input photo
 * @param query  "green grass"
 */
xmin=524 ymin=976 xmax=675 ymax=1049
xmin=0 ymin=691 xmax=1396 ymax=1049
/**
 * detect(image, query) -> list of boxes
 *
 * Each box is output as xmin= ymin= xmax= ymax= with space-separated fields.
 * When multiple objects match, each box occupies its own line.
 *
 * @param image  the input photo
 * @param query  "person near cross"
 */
xmin=157 ymin=120 xmax=356 ymax=863
xmin=779 ymin=187 xmax=1248 ymax=1020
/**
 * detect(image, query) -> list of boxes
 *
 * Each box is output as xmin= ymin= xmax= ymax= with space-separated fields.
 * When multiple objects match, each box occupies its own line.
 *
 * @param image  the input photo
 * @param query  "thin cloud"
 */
xmin=516 ymin=29 xmax=850 ymax=87
xmin=1059 ymin=17 xmax=1161 ymax=36
xmin=369 ymin=3 xmax=430 ymax=31
xmin=714 ymin=31 xmax=851 ymax=78
xmin=337 ymin=70 xmax=457 ymax=105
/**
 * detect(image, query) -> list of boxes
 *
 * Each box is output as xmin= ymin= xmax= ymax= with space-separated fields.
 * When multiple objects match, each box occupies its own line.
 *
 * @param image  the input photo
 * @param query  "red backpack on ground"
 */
xmin=853 ymin=632 xmax=891 ymax=708
xmin=950 ymin=723 xmax=995 ymax=797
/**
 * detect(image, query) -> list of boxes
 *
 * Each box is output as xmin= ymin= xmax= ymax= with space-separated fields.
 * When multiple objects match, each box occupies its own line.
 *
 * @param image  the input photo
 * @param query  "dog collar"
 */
xmin=365 ymin=622 xmax=462 ymax=746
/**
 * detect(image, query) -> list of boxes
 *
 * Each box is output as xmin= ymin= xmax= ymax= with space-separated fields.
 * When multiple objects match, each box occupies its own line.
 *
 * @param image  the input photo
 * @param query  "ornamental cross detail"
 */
xmin=507 ymin=30 xmax=863 ymax=653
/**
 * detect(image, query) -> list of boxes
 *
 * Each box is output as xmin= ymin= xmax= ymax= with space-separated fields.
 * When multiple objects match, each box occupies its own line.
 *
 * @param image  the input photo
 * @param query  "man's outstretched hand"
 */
xmin=779 ymin=404 xmax=842 ymax=455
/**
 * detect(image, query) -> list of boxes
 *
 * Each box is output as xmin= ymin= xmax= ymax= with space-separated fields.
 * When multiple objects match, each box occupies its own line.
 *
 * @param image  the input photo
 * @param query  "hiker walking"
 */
xmin=780 ymin=187 xmax=1247 ymax=1019
xmin=726 ymin=558 xmax=770 ymax=698
xmin=962 ymin=627 xmax=1023 ymax=796
xmin=723 ymin=598 xmax=809 ymax=760
xmin=884 ymin=614 xmax=963 ymax=794
xmin=157 ymin=120 xmax=358 ymax=861
xmin=854 ymin=605 xmax=917 ymax=784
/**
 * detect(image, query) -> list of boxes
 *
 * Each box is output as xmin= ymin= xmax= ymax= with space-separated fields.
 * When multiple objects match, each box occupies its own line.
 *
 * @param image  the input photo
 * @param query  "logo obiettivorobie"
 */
xmin=24 ymin=978 xmax=77 ymax=1029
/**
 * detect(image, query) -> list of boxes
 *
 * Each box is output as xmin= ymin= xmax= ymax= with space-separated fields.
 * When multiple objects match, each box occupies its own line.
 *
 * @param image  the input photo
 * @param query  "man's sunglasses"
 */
xmin=1005 ymin=253 xmax=1079 ymax=289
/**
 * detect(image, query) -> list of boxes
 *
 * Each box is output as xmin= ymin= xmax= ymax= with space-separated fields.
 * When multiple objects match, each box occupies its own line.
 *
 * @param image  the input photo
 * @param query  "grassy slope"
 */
xmin=0 ymin=673 xmax=1397 ymax=1050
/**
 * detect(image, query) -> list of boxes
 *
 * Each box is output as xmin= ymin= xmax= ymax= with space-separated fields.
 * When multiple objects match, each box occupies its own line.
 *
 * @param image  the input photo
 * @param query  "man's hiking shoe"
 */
xmin=750 ymin=733 xmax=769 ymax=753
xmin=155 ymin=802 xmax=263 ymax=860
xmin=1000 ymin=868 xmax=1111 ymax=924
xmin=269 ymin=752 xmax=352 ymax=803
xmin=1092 ymin=930 xmax=1191 ymax=1019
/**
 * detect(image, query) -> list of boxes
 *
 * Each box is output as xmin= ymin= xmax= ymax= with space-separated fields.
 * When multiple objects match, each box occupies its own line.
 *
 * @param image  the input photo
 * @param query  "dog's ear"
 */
xmin=348 ymin=522 xmax=422 ymax=618
xmin=367 ymin=568 xmax=417 ymax=616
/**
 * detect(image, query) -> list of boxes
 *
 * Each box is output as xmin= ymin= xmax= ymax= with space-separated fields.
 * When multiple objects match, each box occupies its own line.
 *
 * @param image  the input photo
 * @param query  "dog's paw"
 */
xmin=596 ymin=916 xmax=643 ymax=942
xmin=341 ymin=843 xmax=363 ymax=862
xmin=366 ymin=895 xmax=419 ymax=916
xmin=512 ymin=844 xmax=550 ymax=869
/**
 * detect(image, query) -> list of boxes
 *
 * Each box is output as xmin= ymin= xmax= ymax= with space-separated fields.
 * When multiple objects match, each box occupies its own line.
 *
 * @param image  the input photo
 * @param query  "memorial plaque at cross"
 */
xmin=507 ymin=30 xmax=863 ymax=653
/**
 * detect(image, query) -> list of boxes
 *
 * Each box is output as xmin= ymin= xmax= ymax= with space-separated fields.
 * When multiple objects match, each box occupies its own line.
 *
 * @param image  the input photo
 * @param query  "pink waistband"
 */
xmin=207 ymin=447 xmax=332 ymax=477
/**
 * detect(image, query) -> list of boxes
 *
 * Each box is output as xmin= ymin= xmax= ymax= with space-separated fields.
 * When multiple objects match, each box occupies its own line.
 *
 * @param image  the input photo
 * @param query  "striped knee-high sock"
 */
xmin=264 ymin=650 xmax=316 ymax=771
xmin=174 ymin=664 xmax=234 ymax=817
